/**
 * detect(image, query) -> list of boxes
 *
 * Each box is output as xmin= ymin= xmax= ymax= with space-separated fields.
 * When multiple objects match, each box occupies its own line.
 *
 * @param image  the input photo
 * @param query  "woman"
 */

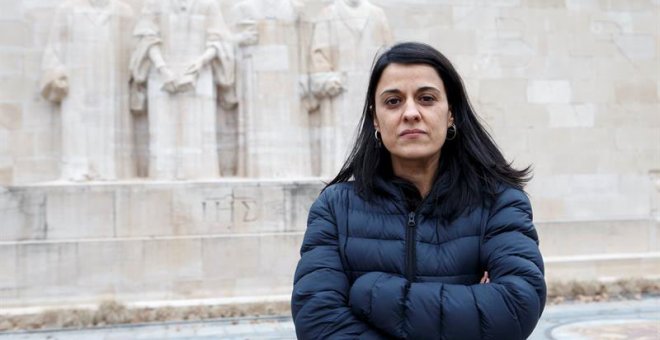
xmin=291 ymin=42 xmax=546 ymax=339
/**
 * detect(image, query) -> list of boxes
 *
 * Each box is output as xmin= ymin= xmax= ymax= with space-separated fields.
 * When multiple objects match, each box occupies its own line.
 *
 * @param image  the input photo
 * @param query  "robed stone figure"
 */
xmin=130 ymin=0 xmax=236 ymax=180
xmin=41 ymin=0 xmax=135 ymax=181
xmin=310 ymin=0 xmax=392 ymax=177
xmin=230 ymin=0 xmax=312 ymax=178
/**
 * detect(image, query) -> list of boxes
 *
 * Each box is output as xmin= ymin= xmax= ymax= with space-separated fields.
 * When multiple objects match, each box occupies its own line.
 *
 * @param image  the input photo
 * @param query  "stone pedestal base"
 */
xmin=0 ymin=179 xmax=323 ymax=309
xmin=1 ymin=180 xmax=659 ymax=309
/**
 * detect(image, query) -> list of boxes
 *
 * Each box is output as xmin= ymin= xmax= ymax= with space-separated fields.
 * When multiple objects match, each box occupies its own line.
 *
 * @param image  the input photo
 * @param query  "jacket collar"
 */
xmin=372 ymin=175 xmax=440 ymax=216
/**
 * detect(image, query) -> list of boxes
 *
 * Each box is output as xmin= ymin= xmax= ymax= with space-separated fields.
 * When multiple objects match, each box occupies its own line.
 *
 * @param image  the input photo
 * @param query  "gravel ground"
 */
xmin=0 ymin=298 xmax=658 ymax=339
xmin=1 ymin=279 xmax=659 ymax=339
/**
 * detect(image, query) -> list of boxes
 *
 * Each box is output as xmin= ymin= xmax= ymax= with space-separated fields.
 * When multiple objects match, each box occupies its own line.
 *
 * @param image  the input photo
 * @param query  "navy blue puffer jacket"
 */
xmin=291 ymin=179 xmax=546 ymax=339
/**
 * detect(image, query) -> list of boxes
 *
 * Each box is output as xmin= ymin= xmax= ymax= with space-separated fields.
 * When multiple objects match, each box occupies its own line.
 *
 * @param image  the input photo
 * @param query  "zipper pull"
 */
xmin=408 ymin=212 xmax=416 ymax=227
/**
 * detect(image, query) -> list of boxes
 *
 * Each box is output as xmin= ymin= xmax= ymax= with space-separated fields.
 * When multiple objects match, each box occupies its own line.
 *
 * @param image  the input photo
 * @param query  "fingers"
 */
xmin=161 ymin=81 xmax=177 ymax=94
xmin=185 ymin=63 xmax=200 ymax=75
xmin=480 ymin=271 xmax=490 ymax=284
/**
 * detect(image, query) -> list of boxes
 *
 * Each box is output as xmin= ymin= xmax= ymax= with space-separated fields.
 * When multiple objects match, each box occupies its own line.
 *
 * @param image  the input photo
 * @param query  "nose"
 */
xmin=402 ymin=100 xmax=421 ymax=122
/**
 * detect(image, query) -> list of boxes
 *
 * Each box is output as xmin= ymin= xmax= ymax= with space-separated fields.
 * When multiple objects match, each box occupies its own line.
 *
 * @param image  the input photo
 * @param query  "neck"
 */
xmin=391 ymin=155 xmax=439 ymax=198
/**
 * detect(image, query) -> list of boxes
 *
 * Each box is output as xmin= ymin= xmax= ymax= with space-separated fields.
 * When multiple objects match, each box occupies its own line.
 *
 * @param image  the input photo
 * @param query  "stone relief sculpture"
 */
xmin=310 ymin=0 xmax=393 ymax=177
xmin=230 ymin=0 xmax=312 ymax=178
xmin=40 ymin=0 xmax=135 ymax=181
xmin=130 ymin=0 xmax=236 ymax=180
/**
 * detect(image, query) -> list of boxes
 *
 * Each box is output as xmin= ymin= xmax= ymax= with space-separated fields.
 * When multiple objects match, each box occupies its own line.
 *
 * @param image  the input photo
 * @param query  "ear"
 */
xmin=448 ymin=111 xmax=454 ymax=126
xmin=372 ymin=109 xmax=380 ymax=131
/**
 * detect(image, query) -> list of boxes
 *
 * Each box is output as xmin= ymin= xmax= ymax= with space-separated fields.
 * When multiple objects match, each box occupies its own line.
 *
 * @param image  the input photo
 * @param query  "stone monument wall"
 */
xmin=0 ymin=0 xmax=658 ymax=308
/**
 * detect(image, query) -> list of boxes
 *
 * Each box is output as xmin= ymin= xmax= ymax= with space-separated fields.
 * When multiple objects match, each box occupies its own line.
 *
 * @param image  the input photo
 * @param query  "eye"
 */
xmin=419 ymin=94 xmax=436 ymax=104
xmin=384 ymin=97 xmax=402 ymax=106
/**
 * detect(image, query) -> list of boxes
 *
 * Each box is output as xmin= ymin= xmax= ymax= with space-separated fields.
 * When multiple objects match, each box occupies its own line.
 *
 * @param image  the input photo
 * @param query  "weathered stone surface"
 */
xmin=0 ymin=179 xmax=321 ymax=307
xmin=479 ymin=78 xmax=528 ymax=104
xmin=5 ymin=180 xmax=322 ymax=241
xmin=0 ymin=21 xmax=30 ymax=47
xmin=0 ymin=103 xmax=21 ymax=130
xmin=230 ymin=0 xmax=313 ymax=178
xmin=615 ymin=79 xmax=657 ymax=104
xmin=0 ymin=188 xmax=45 ymax=241
xmin=131 ymin=0 xmax=231 ymax=180
xmin=614 ymin=34 xmax=656 ymax=60
xmin=545 ymin=254 xmax=660 ymax=282
xmin=538 ymin=220 xmax=659 ymax=256
xmin=114 ymin=187 xmax=175 ymax=237
xmin=527 ymin=80 xmax=572 ymax=103
xmin=40 ymin=0 xmax=135 ymax=182
xmin=0 ymin=0 xmax=658 ymax=309
xmin=548 ymin=104 xmax=596 ymax=128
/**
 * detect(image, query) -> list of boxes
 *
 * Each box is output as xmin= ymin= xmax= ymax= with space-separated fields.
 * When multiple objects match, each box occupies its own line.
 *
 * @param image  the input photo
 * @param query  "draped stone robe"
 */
xmin=41 ymin=0 xmax=135 ymax=181
xmin=130 ymin=0 xmax=235 ymax=180
xmin=231 ymin=0 xmax=312 ymax=178
xmin=310 ymin=1 xmax=393 ymax=178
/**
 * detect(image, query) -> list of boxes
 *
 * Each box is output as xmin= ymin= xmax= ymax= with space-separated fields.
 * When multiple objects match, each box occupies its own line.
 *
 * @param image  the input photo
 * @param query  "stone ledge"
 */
xmin=0 ymin=233 xmax=305 ymax=309
xmin=1 ymin=179 xmax=325 ymax=241
xmin=545 ymin=252 xmax=660 ymax=281
xmin=537 ymin=219 xmax=659 ymax=256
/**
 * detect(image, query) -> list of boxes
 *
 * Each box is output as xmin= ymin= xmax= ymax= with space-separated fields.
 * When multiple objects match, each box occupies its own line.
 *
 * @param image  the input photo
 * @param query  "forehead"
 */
xmin=376 ymin=63 xmax=445 ymax=92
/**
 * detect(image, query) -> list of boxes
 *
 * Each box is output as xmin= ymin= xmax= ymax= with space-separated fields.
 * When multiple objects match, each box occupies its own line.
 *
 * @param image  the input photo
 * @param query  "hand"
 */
xmin=238 ymin=29 xmax=258 ymax=46
xmin=157 ymin=66 xmax=177 ymax=93
xmin=480 ymin=271 xmax=490 ymax=284
xmin=42 ymin=73 xmax=69 ymax=102
xmin=324 ymin=78 xmax=343 ymax=97
xmin=237 ymin=21 xmax=258 ymax=46
xmin=176 ymin=73 xmax=197 ymax=93
xmin=185 ymin=58 xmax=205 ymax=76
xmin=53 ymin=74 xmax=68 ymax=91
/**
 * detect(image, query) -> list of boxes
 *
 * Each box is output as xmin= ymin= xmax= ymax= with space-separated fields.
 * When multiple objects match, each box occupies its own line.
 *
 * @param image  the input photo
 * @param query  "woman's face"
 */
xmin=373 ymin=63 xmax=453 ymax=168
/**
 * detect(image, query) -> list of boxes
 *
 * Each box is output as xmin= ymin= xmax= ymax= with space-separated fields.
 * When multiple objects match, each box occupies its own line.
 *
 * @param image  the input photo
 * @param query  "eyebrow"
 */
xmin=379 ymin=86 xmax=442 ymax=97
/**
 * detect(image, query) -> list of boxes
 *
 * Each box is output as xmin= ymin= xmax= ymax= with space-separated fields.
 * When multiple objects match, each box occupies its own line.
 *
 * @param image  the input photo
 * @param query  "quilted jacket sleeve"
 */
xmin=349 ymin=188 xmax=546 ymax=339
xmin=291 ymin=187 xmax=386 ymax=339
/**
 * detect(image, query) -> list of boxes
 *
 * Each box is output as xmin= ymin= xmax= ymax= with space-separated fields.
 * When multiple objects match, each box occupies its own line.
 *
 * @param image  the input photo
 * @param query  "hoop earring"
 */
xmin=374 ymin=130 xmax=382 ymax=148
xmin=446 ymin=123 xmax=457 ymax=141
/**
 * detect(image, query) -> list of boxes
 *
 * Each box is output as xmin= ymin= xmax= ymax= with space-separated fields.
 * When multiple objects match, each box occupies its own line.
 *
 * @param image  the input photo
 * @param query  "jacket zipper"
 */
xmin=405 ymin=211 xmax=417 ymax=281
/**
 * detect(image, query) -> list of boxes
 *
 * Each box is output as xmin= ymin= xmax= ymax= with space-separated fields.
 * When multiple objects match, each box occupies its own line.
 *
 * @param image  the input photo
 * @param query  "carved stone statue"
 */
xmin=130 ymin=0 xmax=236 ymax=180
xmin=230 ymin=0 xmax=312 ymax=178
xmin=40 ymin=0 xmax=135 ymax=181
xmin=310 ymin=0 xmax=393 ymax=177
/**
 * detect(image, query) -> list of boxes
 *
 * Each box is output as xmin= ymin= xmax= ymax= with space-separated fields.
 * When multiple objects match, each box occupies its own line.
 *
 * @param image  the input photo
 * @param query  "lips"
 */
xmin=399 ymin=129 xmax=426 ymax=137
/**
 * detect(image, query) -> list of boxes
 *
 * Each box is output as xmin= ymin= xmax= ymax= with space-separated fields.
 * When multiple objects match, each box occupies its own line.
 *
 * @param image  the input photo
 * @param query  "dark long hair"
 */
xmin=326 ymin=42 xmax=531 ymax=219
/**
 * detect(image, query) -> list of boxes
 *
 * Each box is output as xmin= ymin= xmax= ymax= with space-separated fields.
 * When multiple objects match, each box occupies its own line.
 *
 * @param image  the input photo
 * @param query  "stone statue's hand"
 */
xmin=237 ymin=27 xmax=258 ymax=46
xmin=158 ymin=66 xmax=177 ymax=94
xmin=184 ymin=58 xmax=205 ymax=76
xmin=54 ymin=75 xmax=69 ymax=91
xmin=325 ymin=78 xmax=343 ymax=97
xmin=42 ymin=73 xmax=69 ymax=102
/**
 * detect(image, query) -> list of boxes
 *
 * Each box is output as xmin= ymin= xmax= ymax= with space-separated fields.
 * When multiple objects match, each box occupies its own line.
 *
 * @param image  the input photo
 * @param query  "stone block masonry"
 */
xmin=0 ymin=179 xmax=322 ymax=308
xmin=0 ymin=0 xmax=658 ymax=310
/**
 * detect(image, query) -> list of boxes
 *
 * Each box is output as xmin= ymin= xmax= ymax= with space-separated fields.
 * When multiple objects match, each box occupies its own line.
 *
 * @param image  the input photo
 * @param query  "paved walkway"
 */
xmin=1 ymin=298 xmax=658 ymax=339
xmin=529 ymin=298 xmax=659 ymax=339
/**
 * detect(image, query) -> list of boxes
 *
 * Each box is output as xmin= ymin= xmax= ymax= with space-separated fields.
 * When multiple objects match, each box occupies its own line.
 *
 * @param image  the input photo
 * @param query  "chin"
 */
xmin=390 ymin=148 xmax=441 ymax=162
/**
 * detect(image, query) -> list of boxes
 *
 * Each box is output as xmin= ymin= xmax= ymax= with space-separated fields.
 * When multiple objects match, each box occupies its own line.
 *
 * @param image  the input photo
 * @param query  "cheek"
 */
xmin=381 ymin=126 xmax=397 ymax=146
